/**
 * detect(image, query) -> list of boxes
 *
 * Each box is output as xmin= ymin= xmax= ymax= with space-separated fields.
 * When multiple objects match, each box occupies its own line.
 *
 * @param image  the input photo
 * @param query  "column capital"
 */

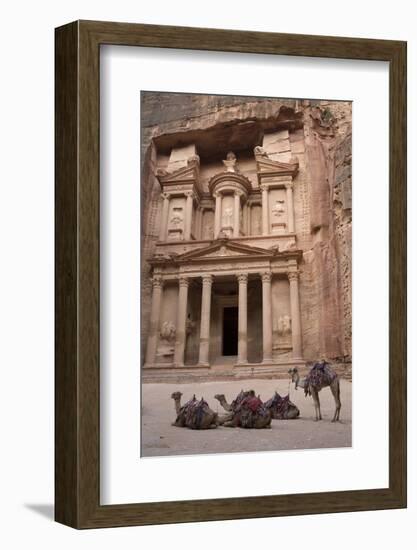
xmin=234 ymin=189 xmax=244 ymax=197
xmin=178 ymin=275 xmax=189 ymax=288
xmin=288 ymin=271 xmax=299 ymax=282
xmin=161 ymin=192 xmax=170 ymax=200
xmin=285 ymin=182 xmax=294 ymax=190
xmin=213 ymin=190 xmax=222 ymax=198
xmin=261 ymin=271 xmax=272 ymax=283
xmin=184 ymin=190 xmax=195 ymax=199
xmin=201 ymin=274 xmax=213 ymax=285
xmin=237 ymin=273 xmax=248 ymax=284
xmin=260 ymin=183 xmax=269 ymax=192
xmin=151 ymin=275 xmax=163 ymax=289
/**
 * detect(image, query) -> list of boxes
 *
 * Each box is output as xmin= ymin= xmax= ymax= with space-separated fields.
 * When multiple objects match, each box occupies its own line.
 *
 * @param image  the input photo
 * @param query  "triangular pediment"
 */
xmin=256 ymin=157 xmax=299 ymax=177
xmin=176 ymin=240 xmax=272 ymax=262
xmin=156 ymin=163 xmax=199 ymax=184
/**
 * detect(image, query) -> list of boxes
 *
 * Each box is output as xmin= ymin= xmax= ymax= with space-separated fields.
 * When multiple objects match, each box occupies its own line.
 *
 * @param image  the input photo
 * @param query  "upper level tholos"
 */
xmin=153 ymin=118 xmax=302 ymax=253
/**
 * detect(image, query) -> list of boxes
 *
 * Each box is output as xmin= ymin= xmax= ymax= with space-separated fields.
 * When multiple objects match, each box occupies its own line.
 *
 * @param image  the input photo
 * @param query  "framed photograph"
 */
xmin=55 ymin=20 xmax=406 ymax=528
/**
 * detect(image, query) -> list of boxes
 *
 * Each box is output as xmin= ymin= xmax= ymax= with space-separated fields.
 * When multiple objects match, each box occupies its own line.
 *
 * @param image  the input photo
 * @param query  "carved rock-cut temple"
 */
xmin=141 ymin=94 xmax=352 ymax=379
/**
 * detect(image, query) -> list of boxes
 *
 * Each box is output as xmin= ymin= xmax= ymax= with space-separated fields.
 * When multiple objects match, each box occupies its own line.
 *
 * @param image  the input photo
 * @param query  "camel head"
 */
xmin=214 ymin=393 xmax=226 ymax=403
xmin=288 ymin=368 xmax=300 ymax=385
xmin=171 ymin=391 xmax=183 ymax=401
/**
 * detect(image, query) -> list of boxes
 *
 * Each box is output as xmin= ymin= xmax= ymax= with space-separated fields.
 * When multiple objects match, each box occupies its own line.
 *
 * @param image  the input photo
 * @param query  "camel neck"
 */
xmin=296 ymin=377 xmax=305 ymax=389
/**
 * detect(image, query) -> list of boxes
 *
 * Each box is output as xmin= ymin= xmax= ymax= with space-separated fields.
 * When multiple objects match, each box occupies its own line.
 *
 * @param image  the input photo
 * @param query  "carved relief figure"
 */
xmin=272 ymin=199 xmax=286 ymax=217
xmin=160 ymin=320 xmax=176 ymax=342
xmin=277 ymin=316 xmax=285 ymax=336
xmin=222 ymin=207 xmax=233 ymax=227
xmin=283 ymin=315 xmax=292 ymax=335
xmin=203 ymin=222 xmax=213 ymax=240
xmin=157 ymin=320 xmax=176 ymax=358
xmin=277 ymin=315 xmax=292 ymax=336
xmin=186 ymin=315 xmax=196 ymax=336
xmin=170 ymin=207 xmax=184 ymax=228
xmin=222 ymin=151 xmax=238 ymax=172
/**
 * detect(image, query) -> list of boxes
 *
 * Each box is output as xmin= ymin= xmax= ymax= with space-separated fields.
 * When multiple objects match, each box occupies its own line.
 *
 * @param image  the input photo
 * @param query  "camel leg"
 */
xmin=223 ymin=415 xmax=240 ymax=428
xmin=330 ymin=380 xmax=341 ymax=422
xmin=217 ymin=413 xmax=233 ymax=425
xmin=311 ymin=389 xmax=321 ymax=421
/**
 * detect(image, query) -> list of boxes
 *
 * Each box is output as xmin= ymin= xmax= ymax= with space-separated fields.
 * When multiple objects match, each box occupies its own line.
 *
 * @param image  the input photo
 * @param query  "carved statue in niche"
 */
xmin=251 ymin=206 xmax=262 ymax=235
xmin=203 ymin=222 xmax=213 ymax=240
xmin=222 ymin=151 xmax=238 ymax=172
xmin=201 ymin=210 xmax=214 ymax=240
xmin=167 ymin=206 xmax=185 ymax=240
xmin=277 ymin=316 xmax=284 ymax=335
xmin=170 ymin=207 xmax=184 ymax=228
xmin=186 ymin=315 xmax=196 ymax=336
xmin=222 ymin=207 xmax=233 ymax=227
xmin=283 ymin=315 xmax=292 ymax=335
xmin=272 ymin=199 xmax=286 ymax=217
xmin=160 ymin=320 xmax=176 ymax=342
xmin=157 ymin=320 xmax=176 ymax=359
xmin=278 ymin=315 xmax=292 ymax=336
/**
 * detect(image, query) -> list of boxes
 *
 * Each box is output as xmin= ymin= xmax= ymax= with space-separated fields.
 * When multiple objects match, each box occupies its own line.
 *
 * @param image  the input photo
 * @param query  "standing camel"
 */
xmin=288 ymin=361 xmax=341 ymax=422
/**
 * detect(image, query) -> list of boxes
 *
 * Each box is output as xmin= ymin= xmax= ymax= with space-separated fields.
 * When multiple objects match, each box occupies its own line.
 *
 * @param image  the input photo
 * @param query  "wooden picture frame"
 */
xmin=55 ymin=20 xmax=407 ymax=528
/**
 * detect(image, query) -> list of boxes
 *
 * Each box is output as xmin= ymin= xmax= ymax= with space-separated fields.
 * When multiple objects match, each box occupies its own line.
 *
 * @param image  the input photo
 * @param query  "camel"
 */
xmin=288 ymin=361 xmax=341 ymax=422
xmin=171 ymin=392 xmax=218 ymax=429
xmin=264 ymin=392 xmax=300 ymax=419
xmin=214 ymin=390 xmax=272 ymax=429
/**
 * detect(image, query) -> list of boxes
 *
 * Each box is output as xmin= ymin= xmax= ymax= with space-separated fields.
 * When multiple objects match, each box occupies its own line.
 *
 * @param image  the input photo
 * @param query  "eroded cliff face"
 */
xmin=141 ymin=93 xmax=352 ymax=371
xmin=302 ymin=103 xmax=352 ymax=369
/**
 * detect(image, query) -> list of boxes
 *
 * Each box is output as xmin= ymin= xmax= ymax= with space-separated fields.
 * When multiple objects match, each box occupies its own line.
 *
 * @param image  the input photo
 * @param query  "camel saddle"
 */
xmin=304 ymin=361 xmax=337 ymax=395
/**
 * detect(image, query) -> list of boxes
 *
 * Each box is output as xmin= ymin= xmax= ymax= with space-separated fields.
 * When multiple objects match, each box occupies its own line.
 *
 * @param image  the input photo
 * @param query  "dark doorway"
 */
xmin=222 ymin=307 xmax=238 ymax=356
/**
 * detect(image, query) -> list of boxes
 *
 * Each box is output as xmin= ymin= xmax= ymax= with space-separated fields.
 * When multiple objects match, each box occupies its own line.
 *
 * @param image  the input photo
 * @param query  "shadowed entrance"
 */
xmin=222 ymin=306 xmax=238 ymax=356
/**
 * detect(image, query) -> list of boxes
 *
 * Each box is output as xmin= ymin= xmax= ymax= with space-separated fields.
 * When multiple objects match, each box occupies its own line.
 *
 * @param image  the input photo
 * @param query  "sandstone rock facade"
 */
xmin=141 ymin=93 xmax=352 ymax=374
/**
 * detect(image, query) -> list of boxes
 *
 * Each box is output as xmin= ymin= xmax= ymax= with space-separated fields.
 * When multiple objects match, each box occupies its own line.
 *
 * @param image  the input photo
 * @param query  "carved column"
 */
xmin=194 ymin=206 xmax=200 ymax=240
xmin=261 ymin=184 xmax=269 ymax=235
xmin=159 ymin=193 xmax=170 ymax=241
xmin=198 ymin=275 xmax=213 ymax=366
xmin=286 ymin=183 xmax=295 ymax=233
xmin=184 ymin=191 xmax=194 ymax=240
xmin=174 ymin=276 xmax=189 ymax=367
xmin=214 ymin=192 xmax=222 ymax=238
xmin=237 ymin=273 xmax=248 ymax=364
xmin=144 ymin=275 xmax=163 ymax=366
xmin=242 ymin=202 xmax=248 ymax=235
xmin=233 ymin=191 xmax=241 ymax=238
xmin=261 ymin=271 xmax=273 ymax=362
xmin=288 ymin=271 xmax=302 ymax=359
xmin=198 ymin=207 xmax=205 ymax=240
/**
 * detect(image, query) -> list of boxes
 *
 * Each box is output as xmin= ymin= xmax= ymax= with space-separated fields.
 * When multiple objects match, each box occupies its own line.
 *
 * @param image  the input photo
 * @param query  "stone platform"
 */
xmin=142 ymin=360 xmax=306 ymax=383
xmin=142 ymin=360 xmax=352 ymax=383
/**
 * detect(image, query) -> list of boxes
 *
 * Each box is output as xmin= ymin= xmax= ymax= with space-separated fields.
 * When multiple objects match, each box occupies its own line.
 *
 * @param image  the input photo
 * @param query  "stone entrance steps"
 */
xmin=142 ymin=360 xmax=352 ymax=383
xmin=142 ymin=360 xmax=306 ymax=383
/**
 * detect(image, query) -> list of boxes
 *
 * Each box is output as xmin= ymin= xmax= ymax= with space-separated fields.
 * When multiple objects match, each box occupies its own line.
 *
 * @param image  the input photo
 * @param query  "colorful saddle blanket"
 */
xmin=237 ymin=396 xmax=269 ymax=428
xmin=304 ymin=361 xmax=337 ymax=395
xmin=180 ymin=397 xmax=211 ymax=429
xmin=264 ymin=393 xmax=296 ymax=418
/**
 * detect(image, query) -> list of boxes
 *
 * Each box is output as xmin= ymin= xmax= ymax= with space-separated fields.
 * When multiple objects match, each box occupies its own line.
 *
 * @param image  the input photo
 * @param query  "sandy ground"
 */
xmin=141 ymin=378 xmax=351 ymax=457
